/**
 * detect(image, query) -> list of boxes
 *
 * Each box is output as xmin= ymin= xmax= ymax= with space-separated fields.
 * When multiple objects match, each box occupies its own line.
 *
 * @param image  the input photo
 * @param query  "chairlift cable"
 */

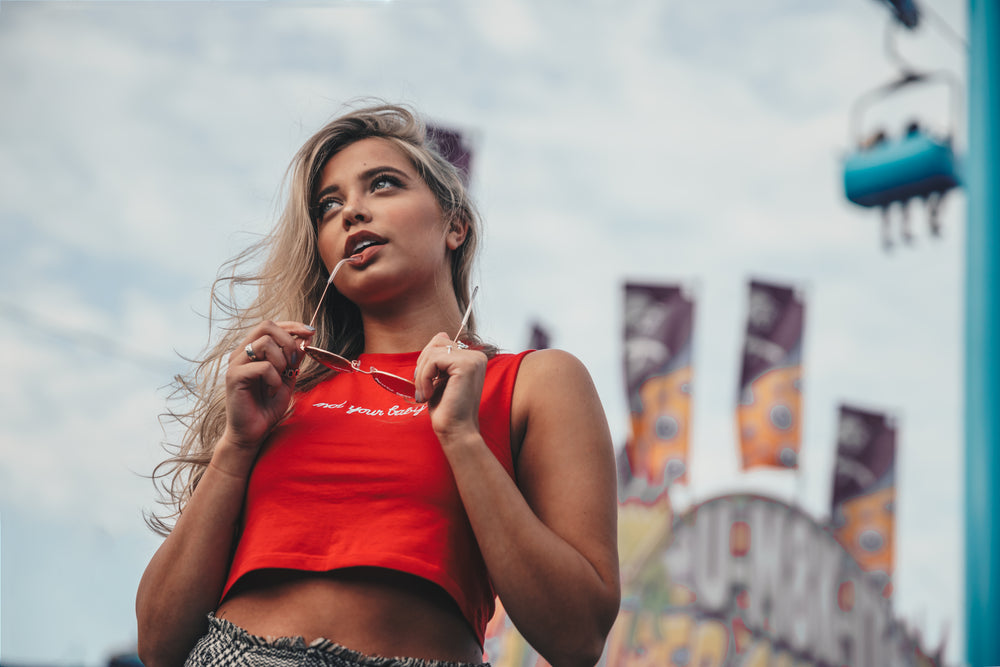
xmin=921 ymin=2 xmax=969 ymax=50
xmin=883 ymin=17 xmax=921 ymax=76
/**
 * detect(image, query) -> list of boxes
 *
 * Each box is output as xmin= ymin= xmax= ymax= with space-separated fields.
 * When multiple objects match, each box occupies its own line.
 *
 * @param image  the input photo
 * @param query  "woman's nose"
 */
xmin=342 ymin=199 xmax=372 ymax=229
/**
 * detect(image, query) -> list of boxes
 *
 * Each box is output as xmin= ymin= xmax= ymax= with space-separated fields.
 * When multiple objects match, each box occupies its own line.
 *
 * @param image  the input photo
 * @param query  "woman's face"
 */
xmin=312 ymin=137 xmax=466 ymax=305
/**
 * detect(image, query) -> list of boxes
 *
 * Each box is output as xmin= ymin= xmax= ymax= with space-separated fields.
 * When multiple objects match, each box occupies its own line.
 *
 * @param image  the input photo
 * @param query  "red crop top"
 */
xmin=222 ymin=350 xmax=532 ymax=646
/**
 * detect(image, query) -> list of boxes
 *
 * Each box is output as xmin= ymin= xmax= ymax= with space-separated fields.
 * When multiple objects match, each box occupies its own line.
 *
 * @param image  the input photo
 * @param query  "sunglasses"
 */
xmin=300 ymin=256 xmax=478 ymax=401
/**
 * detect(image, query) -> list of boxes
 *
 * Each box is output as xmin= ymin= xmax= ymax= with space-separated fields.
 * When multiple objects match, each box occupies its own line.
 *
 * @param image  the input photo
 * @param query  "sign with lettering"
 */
xmin=605 ymin=494 xmax=943 ymax=667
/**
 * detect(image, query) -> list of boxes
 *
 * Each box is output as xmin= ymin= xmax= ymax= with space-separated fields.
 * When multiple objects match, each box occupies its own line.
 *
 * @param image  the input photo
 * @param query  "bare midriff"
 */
xmin=215 ymin=568 xmax=484 ymax=664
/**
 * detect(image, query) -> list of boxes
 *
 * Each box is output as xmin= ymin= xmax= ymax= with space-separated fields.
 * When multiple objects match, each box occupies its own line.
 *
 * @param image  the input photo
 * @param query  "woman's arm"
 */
xmin=135 ymin=440 xmax=257 ymax=667
xmin=419 ymin=343 xmax=620 ymax=667
xmin=136 ymin=320 xmax=312 ymax=667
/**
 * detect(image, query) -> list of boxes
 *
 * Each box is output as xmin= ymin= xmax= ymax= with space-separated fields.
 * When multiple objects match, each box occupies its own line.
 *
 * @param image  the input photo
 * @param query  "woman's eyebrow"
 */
xmin=312 ymin=183 xmax=340 ymax=202
xmin=358 ymin=164 xmax=411 ymax=181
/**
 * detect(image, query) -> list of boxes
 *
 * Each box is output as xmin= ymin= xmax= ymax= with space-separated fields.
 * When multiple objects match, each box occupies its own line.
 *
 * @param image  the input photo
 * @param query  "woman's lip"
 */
xmin=349 ymin=244 xmax=383 ymax=265
xmin=344 ymin=232 xmax=387 ymax=258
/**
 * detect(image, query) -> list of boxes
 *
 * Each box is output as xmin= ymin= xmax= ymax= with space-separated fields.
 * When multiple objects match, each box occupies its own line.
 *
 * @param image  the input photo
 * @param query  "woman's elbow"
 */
xmin=135 ymin=627 xmax=176 ymax=667
xmin=584 ymin=582 xmax=623 ymax=666
xmin=546 ymin=631 xmax=614 ymax=667
xmin=593 ymin=571 xmax=622 ymax=632
xmin=136 ymin=635 xmax=191 ymax=667
xmin=135 ymin=639 xmax=170 ymax=667
xmin=551 ymin=589 xmax=622 ymax=667
xmin=595 ymin=586 xmax=623 ymax=660
xmin=135 ymin=607 xmax=200 ymax=667
xmin=135 ymin=642 xmax=159 ymax=667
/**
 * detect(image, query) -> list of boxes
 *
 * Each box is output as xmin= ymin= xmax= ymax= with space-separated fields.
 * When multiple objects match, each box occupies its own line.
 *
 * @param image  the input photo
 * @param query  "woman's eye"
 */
xmin=315 ymin=198 xmax=342 ymax=219
xmin=372 ymin=174 xmax=401 ymax=191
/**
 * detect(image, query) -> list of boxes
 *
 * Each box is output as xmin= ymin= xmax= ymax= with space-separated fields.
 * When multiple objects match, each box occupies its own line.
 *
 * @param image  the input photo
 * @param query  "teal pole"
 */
xmin=965 ymin=1 xmax=1000 ymax=665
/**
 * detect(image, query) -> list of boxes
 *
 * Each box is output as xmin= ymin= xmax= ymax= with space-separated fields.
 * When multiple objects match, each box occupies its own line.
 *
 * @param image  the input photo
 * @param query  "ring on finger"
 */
xmin=245 ymin=343 xmax=258 ymax=362
xmin=446 ymin=345 xmax=453 ymax=354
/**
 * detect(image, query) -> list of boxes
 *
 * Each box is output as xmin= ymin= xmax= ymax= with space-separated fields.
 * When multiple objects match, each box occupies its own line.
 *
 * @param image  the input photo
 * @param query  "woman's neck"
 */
xmin=359 ymin=294 xmax=465 ymax=354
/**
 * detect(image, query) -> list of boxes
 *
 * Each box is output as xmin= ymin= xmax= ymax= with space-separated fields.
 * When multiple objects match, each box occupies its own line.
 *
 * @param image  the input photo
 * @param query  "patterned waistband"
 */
xmin=200 ymin=613 xmax=490 ymax=667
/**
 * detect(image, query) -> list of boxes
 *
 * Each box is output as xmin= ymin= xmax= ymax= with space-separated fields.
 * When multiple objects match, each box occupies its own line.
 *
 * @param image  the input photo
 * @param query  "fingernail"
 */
xmin=414 ymin=390 xmax=424 ymax=403
xmin=304 ymin=325 xmax=316 ymax=333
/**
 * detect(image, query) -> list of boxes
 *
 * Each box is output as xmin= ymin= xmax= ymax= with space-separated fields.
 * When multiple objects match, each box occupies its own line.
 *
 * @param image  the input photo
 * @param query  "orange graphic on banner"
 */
xmin=737 ymin=365 xmax=801 ymax=470
xmin=626 ymin=366 xmax=692 ymax=485
xmin=834 ymin=486 xmax=895 ymax=595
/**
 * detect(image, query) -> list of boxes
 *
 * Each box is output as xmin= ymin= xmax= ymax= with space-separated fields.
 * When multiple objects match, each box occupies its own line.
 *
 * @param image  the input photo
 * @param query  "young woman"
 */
xmin=136 ymin=103 xmax=620 ymax=667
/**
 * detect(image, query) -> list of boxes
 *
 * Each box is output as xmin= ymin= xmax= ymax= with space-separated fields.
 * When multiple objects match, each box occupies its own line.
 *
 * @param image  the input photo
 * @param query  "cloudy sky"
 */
xmin=0 ymin=0 xmax=970 ymax=664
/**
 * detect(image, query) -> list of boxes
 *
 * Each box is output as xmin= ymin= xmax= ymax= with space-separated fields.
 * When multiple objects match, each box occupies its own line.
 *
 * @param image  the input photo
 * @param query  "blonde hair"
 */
xmin=147 ymin=102 xmax=484 ymax=535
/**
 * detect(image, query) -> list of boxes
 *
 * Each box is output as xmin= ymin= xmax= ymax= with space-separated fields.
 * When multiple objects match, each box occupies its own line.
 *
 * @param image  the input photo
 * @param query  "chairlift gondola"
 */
xmin=842 ymin=69 xmax=963 ymax=249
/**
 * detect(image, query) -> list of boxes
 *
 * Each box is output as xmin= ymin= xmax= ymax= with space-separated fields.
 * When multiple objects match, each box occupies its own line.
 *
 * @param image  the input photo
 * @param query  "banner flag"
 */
xmin=736 ymin=279 xmax=805 ymax=471
xmin=527 ymin=321 xmax=551 ymax=350
xmin=830 ymin=404 xmax=896 ymax=597
xmin=621 ymin=283 xmax=695 ymax=496
xmin=427 ymin=123 xmax=474 ymax=187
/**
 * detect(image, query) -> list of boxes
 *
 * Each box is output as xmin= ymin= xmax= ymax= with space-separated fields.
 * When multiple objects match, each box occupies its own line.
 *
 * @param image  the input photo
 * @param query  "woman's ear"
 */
xmin=446 ymin=218 xmax=469 ymax=250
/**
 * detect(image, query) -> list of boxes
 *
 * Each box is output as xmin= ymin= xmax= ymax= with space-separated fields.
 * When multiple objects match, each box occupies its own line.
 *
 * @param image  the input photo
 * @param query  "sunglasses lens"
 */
xmin=305 ymin=347 xmax=355 ymax=373
xmin=372 ymin=371 xmax=417 ymax=400
xmin=304 ymin=347 xmax=417 ymax=402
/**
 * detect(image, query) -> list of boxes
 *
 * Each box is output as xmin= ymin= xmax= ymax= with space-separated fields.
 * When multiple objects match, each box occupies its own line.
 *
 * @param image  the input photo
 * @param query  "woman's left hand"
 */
xmin=413 ymin=332 xmax=487 ymax=444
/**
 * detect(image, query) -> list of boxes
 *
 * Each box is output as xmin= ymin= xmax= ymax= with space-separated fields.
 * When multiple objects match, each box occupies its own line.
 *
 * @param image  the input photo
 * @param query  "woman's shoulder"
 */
xmin=517 ymin=348 xmax=590 ymax=377
xmin=485 ymin=347 xmax=588 ymax=379
xmin=487 ymin=346 xmax=582 ymax=364
xmin=508 ymin=348 xmax=611 ymax=467
xmin=507 ymin=348 xmax=598 ymax=404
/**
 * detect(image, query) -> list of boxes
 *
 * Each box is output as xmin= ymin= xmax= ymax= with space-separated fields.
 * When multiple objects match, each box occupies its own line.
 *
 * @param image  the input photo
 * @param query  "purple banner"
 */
xmin=621 ymin=283 xmax=695 ymax=493
xmin=830 ymin=404 xmax=896 ymax=594
xmin=736 ymin=279 xmax=805 ymax=470
xmin=427 ymin=124 xmax=474 ymax=187
xmin=527 ymin=321 xmax=551 ymax=350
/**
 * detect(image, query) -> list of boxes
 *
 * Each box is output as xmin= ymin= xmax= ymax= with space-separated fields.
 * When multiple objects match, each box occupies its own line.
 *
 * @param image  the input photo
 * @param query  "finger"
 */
xmin=413 ymin=333 xmax=446 ymax=379
xmin=413 ymin=333 xmax=454 ymax=402
xmin=260 ymin=321 xmax=314 ymax=360
xmin=257 ymin=362 xmax=292 ymax=399
xmin=228 ymin=357 xmax=288 ymax=402
xmin=240 ymin=321 xmax=312 ymax=372
xmin=239 ymin=340 xmax=301 ymax=391
xmin=269 ymin=322 xmax=317 ymax=372
xmin=274 ymin=320 xmax=318 ymax=337
xmin=274 ymin=321 xmax=318 ymax=350
xmin=242 ymin=335 xmax=288 ymax=372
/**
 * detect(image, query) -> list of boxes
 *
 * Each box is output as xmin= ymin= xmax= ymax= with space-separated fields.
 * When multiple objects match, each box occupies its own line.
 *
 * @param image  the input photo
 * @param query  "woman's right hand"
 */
xmin=223 ymin=320 xmax=315 ymax=451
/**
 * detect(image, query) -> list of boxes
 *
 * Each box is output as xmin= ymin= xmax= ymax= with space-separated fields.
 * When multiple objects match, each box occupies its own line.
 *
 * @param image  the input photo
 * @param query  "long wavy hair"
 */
xmin=147 ymin=102 xmax=484 ymax=535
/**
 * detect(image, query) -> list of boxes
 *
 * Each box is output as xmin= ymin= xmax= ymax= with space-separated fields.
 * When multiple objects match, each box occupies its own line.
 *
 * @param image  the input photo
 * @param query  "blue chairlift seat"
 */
xmin=843 ymin=129 xmax=962 ymax=208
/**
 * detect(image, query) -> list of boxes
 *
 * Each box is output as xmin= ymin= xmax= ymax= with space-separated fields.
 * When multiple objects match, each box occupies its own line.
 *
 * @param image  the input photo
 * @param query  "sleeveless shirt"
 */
xmin=221 ymin=350 xmax=531 ymax=646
